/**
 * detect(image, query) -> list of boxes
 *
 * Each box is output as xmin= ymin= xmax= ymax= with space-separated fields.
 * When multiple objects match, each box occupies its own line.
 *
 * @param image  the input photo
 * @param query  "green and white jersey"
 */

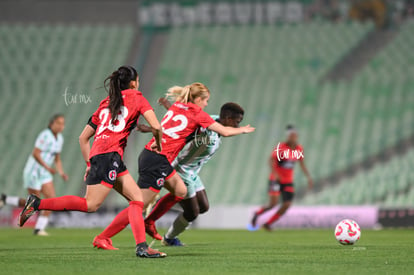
xmin=172 ymin=115 xmax=221 ymax=175
xmin=23 ymin=128 xmax=64 ymax=174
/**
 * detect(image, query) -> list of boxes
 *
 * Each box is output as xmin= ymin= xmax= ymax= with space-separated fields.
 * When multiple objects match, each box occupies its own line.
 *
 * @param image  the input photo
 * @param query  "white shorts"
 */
xmin=177 ymin=171 xmax=205 ymax=199
xmin=23 ymin=168 xmax=53 ymax=191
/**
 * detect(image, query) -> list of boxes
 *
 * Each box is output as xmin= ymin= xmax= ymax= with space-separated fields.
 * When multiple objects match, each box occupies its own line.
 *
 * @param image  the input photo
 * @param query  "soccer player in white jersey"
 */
xmin=139 ymin=99 xmax=244 ymax=246
xmin=0 ymin=114 xmax=68 ymax=235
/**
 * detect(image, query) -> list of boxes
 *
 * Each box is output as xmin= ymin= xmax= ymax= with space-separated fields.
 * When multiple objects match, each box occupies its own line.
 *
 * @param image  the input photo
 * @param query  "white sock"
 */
xmin=5 ymin=196 xmax=20 ymax=206
xmin=165 ymin=213 xmax=190 ymax=239
xmin=34 ymin=216 xmax=49 ymax=231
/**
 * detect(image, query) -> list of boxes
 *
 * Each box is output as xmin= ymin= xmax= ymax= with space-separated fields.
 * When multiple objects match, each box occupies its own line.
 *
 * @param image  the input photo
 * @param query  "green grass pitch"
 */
xmin=0 ymin=228 xmax=413 ymax=274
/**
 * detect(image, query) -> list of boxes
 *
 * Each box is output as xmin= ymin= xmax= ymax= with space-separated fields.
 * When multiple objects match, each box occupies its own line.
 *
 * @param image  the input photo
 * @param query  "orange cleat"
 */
xmin=93 ymin=236 xmax=119 ymax=250
xmin=145 ymin=221 xmax=162 ymax=240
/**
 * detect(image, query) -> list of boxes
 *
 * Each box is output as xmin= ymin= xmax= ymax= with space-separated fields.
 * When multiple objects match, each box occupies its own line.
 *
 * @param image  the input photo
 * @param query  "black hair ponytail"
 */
xmin=104 ymin=65 xmax=138 ymax=124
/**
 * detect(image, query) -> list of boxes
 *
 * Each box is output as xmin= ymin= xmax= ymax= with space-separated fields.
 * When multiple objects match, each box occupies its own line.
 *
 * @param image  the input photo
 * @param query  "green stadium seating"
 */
xmin=302 ymin=148 xmax=414 ymax=206
xmin=1 ymin=19 xmax=413 ymax=207
xmin=0 ymin=24 xmax=134 ymax=198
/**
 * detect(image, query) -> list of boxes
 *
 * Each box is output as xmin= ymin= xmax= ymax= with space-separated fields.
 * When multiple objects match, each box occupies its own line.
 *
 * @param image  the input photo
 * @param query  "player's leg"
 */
xmin=3 ymin=172 xmax=40 ymax=210
xmin=163 ymin=175 xmax=208 ymax=246
xmin=0 ymin=194 xmax=26 ymax=208
xmin=162 ymin=197 xmax=197 ymax=246
xmin=251 ymin=180 xmax=280 ymax=227
xmin=195 ymin=189 xmax=209 ymax=215
xmin=96 ymin=184 xmax=158 ymax=242
xmin=162 ymin=173 xmax=196 ymax=246
xmin=144 ymin=173 xmax=186 ymax=240
xmin=114 ymin=173 xmax=166 ymax=258
xmin=19 ymin=153 xmax=127 ymax=226
xmin=19 ymin=184 xmax=106 ymax=226
xmin=263 ymin=183 xmax=294 ymax=231
xmin=33 ymin=181 xmax=56 ymax=236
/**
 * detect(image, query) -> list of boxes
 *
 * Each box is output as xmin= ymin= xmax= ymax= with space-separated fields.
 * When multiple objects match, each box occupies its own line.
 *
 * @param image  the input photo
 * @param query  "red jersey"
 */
xmin=89 ymin=89 xmax=153 ymax=159
xmin=145 ymin=102 xmax=216 ymax=163
xmin=269 ymin=142 xmax=304 ymax=184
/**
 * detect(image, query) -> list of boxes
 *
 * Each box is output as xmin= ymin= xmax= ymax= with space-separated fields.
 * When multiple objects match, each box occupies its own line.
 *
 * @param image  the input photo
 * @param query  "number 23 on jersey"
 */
xmin=96 ymin=106 xmax=129 ymax=135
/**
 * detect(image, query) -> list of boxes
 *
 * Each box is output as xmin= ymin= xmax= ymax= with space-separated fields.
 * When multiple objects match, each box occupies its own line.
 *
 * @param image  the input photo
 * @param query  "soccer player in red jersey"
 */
xmin=251 ymin=125 xmax=312 ymax=231
xmin=18 ymin=66 xmax=166 ymax=258
xmin=95 ymin=82 xmax=255 ymax=244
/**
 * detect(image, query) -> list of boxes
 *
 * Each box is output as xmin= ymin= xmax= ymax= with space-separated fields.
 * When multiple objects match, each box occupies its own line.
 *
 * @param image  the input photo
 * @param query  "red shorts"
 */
xmin=268 ymin=180 xmax=295 ymax=201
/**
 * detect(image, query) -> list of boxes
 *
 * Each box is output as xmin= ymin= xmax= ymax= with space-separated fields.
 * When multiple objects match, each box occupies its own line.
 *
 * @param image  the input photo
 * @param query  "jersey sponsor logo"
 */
xmin=278 ymin=160 xmax=295 ymax=169
xmin=174 ymin=103 xmax=189 ymax=110
xmin=194 ymin=127 xmax=218 ymax=147
xmin=108 ymin=170 xmax=117 ymax=181
xmin=156 ymin=178 xmax=165 ymax=187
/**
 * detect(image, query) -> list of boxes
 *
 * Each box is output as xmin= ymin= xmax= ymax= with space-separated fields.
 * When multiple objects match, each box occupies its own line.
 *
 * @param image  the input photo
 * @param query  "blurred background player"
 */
xmin=251 ymin=125 xmax=312 ymax=231
xmin=0 ymin=114 xmax=68 ymax=236
xmin=140 ymin=100 xmax=245 ymax=246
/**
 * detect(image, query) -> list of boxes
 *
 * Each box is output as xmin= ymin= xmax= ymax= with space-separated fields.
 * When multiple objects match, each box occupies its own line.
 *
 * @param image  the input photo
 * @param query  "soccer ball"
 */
xmin=334 ymin=219 xmax=361 ymax=245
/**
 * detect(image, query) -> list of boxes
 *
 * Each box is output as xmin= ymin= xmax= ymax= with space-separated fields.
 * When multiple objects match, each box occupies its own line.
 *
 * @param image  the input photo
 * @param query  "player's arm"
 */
xmin=136 ymin=124 xmax=153 ymax=133
xmin=269 ymin=154 xmax=279 ymax=181
xmin=137 ymin=98 xmax=172 ymax=133
xmin=142 ymin=109 xmax=163 ymax=153
xmin=207 ymin=122 xmax=255 ymax=137
xmin=79 ymin=124 xmax=95 ymax=181
xmin=79 ymin=124 xmax=95 ymax=164
xmin=54 ymin=153 xmax=68 ymax=181
xmin=299 ymin=159 xmax=313 ymax=189
xmin=32 ymin=147 xmax=55 ymax=174
xmin=157 ymin=97 xmax=172 ymax=110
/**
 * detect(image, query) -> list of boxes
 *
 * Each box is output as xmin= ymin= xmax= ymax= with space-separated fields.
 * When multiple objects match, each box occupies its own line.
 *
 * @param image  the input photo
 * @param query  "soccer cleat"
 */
xmin=0 ymin=194 xmax=5 ymax=210
xmin=19 ymin=194 xmax=40 ymax=227
xmin=262 ymin=223 xmax=272 ymax=232
xmin=145 ymin=221 xmax=162 ymax=240
xmin=93 ymin=236 xmax=119 ymax=250
xmin=136 ymin=244 xmax=167 ymax=258
xmin=34 ymin=229 xmax=49 ymax=236
xmin=162 ymin=236 xmax=185 ymax=247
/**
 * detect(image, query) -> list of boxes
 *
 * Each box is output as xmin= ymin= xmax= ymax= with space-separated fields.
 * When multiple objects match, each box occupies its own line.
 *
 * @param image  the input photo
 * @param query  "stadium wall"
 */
xmin=0 ymin=0 xmax=139 ymax=24
xmin=2 ymin=206 xmax=413 ymax=229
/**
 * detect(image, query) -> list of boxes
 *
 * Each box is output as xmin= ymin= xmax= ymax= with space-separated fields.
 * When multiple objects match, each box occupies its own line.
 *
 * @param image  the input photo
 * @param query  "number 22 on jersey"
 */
xmin=96 ymin=106 xmax=129 ymax=135
xmin=161 ymin=110 xmax=188 ymax=139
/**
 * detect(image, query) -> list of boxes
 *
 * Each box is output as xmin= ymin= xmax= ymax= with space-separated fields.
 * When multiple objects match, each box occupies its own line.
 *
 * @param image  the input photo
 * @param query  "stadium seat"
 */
xmin=0 ymin=24 xmax=134 ymax=197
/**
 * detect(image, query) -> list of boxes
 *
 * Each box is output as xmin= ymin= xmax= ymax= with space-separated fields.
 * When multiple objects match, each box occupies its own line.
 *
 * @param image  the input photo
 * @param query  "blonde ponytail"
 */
xmin=165 ymin=82 xmax=210 ymax=104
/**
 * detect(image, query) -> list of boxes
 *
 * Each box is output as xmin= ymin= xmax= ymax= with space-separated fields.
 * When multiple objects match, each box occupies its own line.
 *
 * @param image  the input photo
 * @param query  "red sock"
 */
xmin=99 ymin=207 xmax=130 ymax=239
xmin=39 ymin=196 xmax=88 ymax=212
xmin=128 ymin=201 xmax=146 ymax=245
xmin=255 ymin=207 xmax=266 ymax=216
xmin=145 ymin=193 xmax=183 ymax=223
xmin=265 ymin=213 xmax=281 ymax=225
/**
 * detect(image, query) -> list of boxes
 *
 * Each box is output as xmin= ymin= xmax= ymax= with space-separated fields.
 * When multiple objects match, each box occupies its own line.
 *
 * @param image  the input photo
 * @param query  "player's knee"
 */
xmin=281 ymin=201 xmax=292 ymax=211
xmin=199 ymin=203 xmax=209 ymax=214
xmin=183 ymin=208 xmax=199 ymax=222
xmin=86 ymin=201 xmax=102 ymax=212
xmin=174 ymin=187 xmax=187 ymax=199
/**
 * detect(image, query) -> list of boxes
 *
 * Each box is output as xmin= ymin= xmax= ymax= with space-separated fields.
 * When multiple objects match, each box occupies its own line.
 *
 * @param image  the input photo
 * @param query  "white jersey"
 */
xmin=172 ymin=115 xmax=221 ymax=175
xmin=23 ymin=128 xmax=64 ymax=174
